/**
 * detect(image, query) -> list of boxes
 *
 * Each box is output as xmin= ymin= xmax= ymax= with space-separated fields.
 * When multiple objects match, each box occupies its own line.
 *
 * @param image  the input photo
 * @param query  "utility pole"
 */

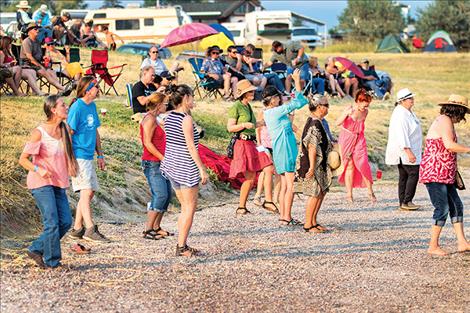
xmin=156 ymin=0 xmax=160 ymax=8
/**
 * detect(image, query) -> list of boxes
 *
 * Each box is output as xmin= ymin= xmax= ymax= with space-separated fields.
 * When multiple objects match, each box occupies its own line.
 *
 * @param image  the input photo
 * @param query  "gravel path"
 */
xmin=1 ymin=183 xmax=469 ymax=313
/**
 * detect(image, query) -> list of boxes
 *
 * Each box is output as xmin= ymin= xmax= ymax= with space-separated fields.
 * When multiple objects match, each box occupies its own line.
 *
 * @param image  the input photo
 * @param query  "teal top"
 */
xmin=263 ymin=92 xmax=308 ymax=174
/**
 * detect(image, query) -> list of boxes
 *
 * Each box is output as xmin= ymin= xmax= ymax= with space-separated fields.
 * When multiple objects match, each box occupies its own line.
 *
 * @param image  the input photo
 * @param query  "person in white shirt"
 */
xmin=140 ymin=45 xmax=183 ymax=78
xmin=385 ymin=88 xmax=423 ymax=210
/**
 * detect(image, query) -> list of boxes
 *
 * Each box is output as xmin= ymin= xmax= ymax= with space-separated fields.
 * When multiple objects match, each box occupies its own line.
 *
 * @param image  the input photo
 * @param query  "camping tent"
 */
xmin=424 ymin=30 xmax=457 ymax=52
xmin=376 ymin=34 xmax=410 ymax=53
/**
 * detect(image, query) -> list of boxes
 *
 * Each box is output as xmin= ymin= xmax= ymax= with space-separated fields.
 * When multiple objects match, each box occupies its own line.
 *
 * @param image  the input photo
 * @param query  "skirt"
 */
xmin=229 ymin=140 xmax=262 ymax=178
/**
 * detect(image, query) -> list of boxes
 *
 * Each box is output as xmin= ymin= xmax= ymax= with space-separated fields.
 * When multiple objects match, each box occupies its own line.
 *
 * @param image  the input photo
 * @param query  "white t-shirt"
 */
xmin=140 ymin=57 xmax=168 ymax=75
xmin=385 ymin=105 xmax=423 ymax=165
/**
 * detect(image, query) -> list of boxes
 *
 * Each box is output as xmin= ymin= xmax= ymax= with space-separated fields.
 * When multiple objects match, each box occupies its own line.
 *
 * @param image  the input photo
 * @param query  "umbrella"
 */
xmin=334 ymin=57 xmax=365 ymax=79
xmin=161 ymin=23 xmax=218 ymax=48
xmin=209 ymin=23 xmax=234 ymax=42
xmin=200 ymin=32 xmax=234 ymax=52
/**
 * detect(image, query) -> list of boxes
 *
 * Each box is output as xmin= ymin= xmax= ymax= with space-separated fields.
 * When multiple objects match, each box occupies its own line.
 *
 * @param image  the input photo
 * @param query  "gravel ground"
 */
xmin=1 ymin=183 xmax=469 ymax=313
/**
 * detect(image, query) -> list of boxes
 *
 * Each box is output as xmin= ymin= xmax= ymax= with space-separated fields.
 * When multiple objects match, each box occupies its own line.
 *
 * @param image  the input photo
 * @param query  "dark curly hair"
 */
xmin=440 ymin=104 xmax=467 ymax=123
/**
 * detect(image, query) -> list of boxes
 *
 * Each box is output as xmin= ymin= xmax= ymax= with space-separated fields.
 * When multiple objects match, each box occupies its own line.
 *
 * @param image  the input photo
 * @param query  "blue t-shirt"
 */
xmin=67 ymin=98 xmax=101 ymax=160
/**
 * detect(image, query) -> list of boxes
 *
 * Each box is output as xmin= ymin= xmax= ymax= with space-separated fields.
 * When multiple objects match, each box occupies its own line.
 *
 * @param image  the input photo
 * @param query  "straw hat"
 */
xmin=16 ymin=0 xmax=31 ymax=8
xmin=235 ymin=79 xmax=257 ymax=99
xmin=438 ymin=94 xmax=469 ymax=113
xmin=327 ymin=150 xmax=341 ymax=170
xmin=25 ymin=22 xmax=38 ymax=33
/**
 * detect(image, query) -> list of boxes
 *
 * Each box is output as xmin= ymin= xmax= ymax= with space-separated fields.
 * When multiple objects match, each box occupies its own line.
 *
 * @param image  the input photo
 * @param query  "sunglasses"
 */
xmin=151 ymin=51 xmax=159 ymax=54
xmin=211 ymin=51 xmax=220 ymax=55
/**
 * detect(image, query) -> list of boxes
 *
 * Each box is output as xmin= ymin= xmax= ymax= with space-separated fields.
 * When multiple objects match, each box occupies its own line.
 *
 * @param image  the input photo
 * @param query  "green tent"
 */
xmin=376 ymin=34 xmax=410 ymax=53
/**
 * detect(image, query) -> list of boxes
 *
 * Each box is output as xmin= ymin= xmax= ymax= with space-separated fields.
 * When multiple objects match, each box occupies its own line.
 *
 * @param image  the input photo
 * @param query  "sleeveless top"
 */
xmin=341 ymin=115 xmax=365 ymax=135
xmin=419 ymin=137 xmax=457 ymax=184
xmin=161 ymin=111 xmax=200 ymax=187
xmin=140 ymin=113 xmax=166 ymax=162
xmin=22 ymin=126 xmax=69 ymax=189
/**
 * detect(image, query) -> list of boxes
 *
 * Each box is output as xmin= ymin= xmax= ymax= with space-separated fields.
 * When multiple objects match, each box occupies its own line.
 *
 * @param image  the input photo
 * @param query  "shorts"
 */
xmin=167 ymin=176 xmax=196 ymax=190
xmin=71 ymin=159 xmax=99 ymax=192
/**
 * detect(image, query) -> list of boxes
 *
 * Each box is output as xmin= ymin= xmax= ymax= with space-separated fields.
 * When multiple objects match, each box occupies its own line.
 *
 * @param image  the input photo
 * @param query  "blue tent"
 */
xmin=209 ymin=23 xmax=234 ymax=42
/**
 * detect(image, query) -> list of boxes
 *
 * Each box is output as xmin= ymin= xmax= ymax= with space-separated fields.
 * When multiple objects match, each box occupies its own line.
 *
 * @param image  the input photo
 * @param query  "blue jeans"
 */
xmin=29 ymin=185 xmax=72 ymax=267
xmin=310 ymin=77 xmax=325 ymax=95
xmin=37 ymin=27 xmax=53 ymax=44
xmin=363 ymin=80 xmax=386 ymax=99
xmin=264 ymin=72 xmax=285 ymax=92
xmin=142 ymin=160 xmax=172 ymax=212
xmin=287 ymin=63 xmax=310 ymax=81
xmin=425 ymin=183 xmax=464 ymax=226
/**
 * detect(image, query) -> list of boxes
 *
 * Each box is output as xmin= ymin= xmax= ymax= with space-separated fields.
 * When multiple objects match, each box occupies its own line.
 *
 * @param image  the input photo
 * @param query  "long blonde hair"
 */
xmin=44 ymin=95 xmax=79 ymax=177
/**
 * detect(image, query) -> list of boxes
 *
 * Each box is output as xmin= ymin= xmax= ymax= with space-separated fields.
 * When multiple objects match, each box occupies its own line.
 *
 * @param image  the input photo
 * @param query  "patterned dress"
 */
xmin=419 ymin=137 xmax=457 ymax=184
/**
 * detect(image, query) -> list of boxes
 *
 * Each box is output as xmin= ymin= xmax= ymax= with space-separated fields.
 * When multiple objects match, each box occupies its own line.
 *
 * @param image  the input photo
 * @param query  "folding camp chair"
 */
xmin=11 ymin=43 xmax=33 ymax=94
xmin=126 ymin=83 xmax=134 ymax=108
xmin=86 ymin=49 xmax=127 ymax=95
xmin=188 ymin=57 xmax=223 ymax=100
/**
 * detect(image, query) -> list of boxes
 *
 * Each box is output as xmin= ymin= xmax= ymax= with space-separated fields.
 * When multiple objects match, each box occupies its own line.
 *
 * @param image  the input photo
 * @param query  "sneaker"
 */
xmin=26 ymin=250 xmax=46 ymax=269
xmin=69 ymin=227 xmax=85 ymax=239
xmin=406 ymin=202 xmax=421 ymax=209
xmin=83 ymin=225 xmax=111 ymax=243
xmin=400 ymin=202 xmax=420 ymax=211
xmin=383 ymin=92 xmax=391 ymax=100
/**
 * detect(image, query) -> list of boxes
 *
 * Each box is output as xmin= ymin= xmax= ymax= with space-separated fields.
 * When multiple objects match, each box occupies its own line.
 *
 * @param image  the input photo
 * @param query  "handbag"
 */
xmin=455 ymin=170 xmax=465 ymax=190
xmin=227 ymin=104 xmax=253 ymax=159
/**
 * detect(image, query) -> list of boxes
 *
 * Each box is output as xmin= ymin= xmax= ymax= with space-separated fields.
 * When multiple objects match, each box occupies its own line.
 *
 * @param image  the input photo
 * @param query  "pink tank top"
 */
xmin=342 ymin=115 xmax=365 ymax=135
xmin=23 ymin=126 xmax=70 ymax=189
xmin=419 ymin=137 xmax=457 ymax=184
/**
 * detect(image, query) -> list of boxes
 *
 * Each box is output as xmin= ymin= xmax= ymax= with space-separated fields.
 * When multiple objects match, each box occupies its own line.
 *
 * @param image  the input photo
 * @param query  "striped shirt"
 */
xmin=161 ymin=111 xmax=200 ymax=187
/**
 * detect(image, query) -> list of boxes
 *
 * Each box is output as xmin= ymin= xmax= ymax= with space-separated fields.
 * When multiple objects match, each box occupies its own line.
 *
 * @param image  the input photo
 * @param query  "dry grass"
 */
xmin=1 ymin=48 xmax=469 ymax=238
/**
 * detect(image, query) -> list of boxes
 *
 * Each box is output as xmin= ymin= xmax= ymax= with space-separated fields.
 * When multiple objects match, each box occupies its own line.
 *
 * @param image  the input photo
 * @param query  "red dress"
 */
xmin=419 ymin=138 xmax=456 ymax=184
xmin=337 ymin=115 xmax=373 ymax=187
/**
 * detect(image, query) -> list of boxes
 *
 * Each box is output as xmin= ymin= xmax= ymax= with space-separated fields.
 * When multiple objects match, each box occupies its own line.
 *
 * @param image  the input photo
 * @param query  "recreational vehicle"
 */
xmin=84 ymin=6 xmax=192 ymax=44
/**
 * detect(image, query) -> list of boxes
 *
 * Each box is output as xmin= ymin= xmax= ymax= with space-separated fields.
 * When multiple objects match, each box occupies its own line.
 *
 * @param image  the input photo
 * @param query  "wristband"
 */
xmin=33 ymin=165 xmax=39 ymax=172
xmin=97 ymin=155 xmax=104 ymax=159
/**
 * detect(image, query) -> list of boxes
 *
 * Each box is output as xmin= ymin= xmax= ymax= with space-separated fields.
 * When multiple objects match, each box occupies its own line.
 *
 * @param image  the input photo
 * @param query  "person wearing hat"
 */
xmin=20 ymin=22 xmax=68 ymax=94
xmin=419 ymin=94 xmax=470 ymax=256
xmin=16 ymin=1 xmax=34 ymax=32
xmin=201 ymin=45 xmax=236 ymax=100
xmin=227 ymin=79 xmax=276 ymax=215
xmin=32 ymin=4 xmax=52 ymax=43
xmin=263 ymin=69 xmax=309 ymax=225
xmin=385 ymin=88 xmax=422 ymax=211
xmin=358 ymin=58 xmax=390 ymax=100
xmin=51 ymin=11 xmax=74 ymax=45
xmin=296 ymin=95 xmax=334 ymax=233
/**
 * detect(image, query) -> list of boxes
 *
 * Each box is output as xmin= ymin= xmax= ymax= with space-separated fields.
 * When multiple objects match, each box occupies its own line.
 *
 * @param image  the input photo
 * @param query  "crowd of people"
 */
xmin=6 ymin=18 xmax=469 ymax=266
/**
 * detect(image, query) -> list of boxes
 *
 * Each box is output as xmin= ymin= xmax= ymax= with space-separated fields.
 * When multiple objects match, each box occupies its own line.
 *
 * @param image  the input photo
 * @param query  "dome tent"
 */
xmin=423 ymin=30 xmax=457 ymax=52
xmin=376 ymin=34 xmax=409 ymax=53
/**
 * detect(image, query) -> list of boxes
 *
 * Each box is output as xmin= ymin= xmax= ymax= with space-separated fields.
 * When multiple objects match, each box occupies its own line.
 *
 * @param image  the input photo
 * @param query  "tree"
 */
xmin=101 ymin=0 xmax=123 ymax=8
xmin=416 ymin=0 xmax=470 ymax=51
xmin=2 ymin=0 xmax=87 ymax=14
xmin=337 ymin=0 xmax=405 ymax=41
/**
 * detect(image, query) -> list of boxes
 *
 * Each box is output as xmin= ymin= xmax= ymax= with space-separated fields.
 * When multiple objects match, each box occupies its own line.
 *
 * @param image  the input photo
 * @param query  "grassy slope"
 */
xmin=1 ymin=49 xmax=469 ymax=236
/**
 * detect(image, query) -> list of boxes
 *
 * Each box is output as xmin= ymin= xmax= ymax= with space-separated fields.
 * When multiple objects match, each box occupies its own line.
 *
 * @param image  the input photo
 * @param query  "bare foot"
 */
xmin=369 ymin=192 xmax=377 ymax=204
xmin=346 ymin=195 xmax=353 ymax=203
xmin=457 ymin=242 xmax=470 ymax=253
xmin=427 ymin=246 xmax=448 ymax=256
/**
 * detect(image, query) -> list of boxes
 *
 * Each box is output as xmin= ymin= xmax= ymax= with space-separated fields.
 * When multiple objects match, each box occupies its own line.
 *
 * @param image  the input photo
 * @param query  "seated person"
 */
xmin=153 ymin=70 xmax=174 ymax=92
xmin=51 ymin=11 xmax=76 ymax=46
xmin=201 ymin=45 xmax=233 ymax=99
xmin=307 ymin=56 xmax=325 ymax=95
xmin=20 ymin=23 xmax=67 ymax=94
xmin=44 ymin=37 xmax=83 ymax=81
xmin=102 ymin=25 xmax=124 ymax=51
xmin=265 ymin=40 xmax=309 ymax=93
xmin=140 ymin=45 xmax=182 ymax=78
xmin=80 ymin=20 xmax=105 ymax=48
xmin=324 ymin=56 xmax=345 ymax=98
xmin=32 ymin=4 xmax=53 ymax=43
xmin=333 ymin=58 xmax=358 ymax=98
xmin=358 ymin=58 xmax=390 ymax=100
xmin=0 ymin=36 xmax=25 ymax=96
xmin=16 ymin=1 xmax=34 ymax=36
xmin=132 ymin=65 xmax=157 ymax=113
xmin=226 ymin=45 xmax=266 ymax=92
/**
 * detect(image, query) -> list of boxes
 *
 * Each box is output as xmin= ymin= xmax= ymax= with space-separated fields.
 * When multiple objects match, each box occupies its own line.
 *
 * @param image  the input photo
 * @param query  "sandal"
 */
xmin=279 ymin=218 xmax=302 ymax=226
xmin=262 ymin=201 xmax=279 ymax=214
xmin=175 ymin=244 xmax=199 ymax=257
xmin=142 ymin=229 xmax=163 ymax=240
xmin=70 ymin=243 xmax=91 ymax=254
xmin=154 ymin=227 xmax=173 ymax=237
xmin=236 ymin=207 xmax=251 ymax=215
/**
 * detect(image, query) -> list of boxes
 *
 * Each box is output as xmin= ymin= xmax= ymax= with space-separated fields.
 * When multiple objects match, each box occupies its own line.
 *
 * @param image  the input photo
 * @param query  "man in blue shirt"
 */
xmin=32 ymin=4 xmax=52 ymax=43
xmin=67 ymin=77 xmax=109 ymax=243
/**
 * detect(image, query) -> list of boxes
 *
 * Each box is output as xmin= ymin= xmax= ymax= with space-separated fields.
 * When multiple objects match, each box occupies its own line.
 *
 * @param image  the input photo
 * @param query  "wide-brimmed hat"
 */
xmin=25 ymin=22 xmax=39 ymax=32
xmin=396 ymin=88 xmax=414 ymax=102
xmin=438 ymin=94 xmax=470 ymax=113
xmin=16 ymin=0 xmax=31 ymax=8
xmin=327 ymin=150 xmax=341 ymax=170
xmin=235 ymin=79 xmax=257 ymax=99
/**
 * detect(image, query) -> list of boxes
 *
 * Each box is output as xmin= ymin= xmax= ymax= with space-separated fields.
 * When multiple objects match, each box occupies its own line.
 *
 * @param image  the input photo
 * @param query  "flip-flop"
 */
xmin=70 ymin=243 xmax=91 ymax=254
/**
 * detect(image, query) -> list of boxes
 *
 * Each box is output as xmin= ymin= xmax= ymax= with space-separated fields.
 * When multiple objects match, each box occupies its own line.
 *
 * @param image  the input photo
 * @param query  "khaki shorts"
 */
xmin=71 ymin=159 xmax=99 ymax=192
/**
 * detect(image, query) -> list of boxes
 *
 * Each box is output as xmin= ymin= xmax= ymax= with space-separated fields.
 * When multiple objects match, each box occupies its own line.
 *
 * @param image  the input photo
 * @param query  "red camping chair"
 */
xmin=86 ymin=49 xmax=126 ymax=95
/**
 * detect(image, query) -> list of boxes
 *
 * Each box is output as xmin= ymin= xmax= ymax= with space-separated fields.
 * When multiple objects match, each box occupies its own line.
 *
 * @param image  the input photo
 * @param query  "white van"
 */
xmin=84 ymin=6 xmax=192 ymax=44
xmin=291 ymin=27 xmax=323 ymax=50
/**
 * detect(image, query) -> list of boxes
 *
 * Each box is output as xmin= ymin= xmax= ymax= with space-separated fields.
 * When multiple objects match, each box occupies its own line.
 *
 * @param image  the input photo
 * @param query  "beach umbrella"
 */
xmin=161 ymin=23 xmax=218 ymax=48
xmin=334 ymin=57 xmax=365 ymax=79
xmin=209 ymin=23 xmax=234 ymax=42
xmin=200 ymin=32 xmax=234 ymax=52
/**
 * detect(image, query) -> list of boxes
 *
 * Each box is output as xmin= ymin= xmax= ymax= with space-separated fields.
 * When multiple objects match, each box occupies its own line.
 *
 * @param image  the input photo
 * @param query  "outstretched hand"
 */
xmin=292 ymin=68 xmax=301 ymax=82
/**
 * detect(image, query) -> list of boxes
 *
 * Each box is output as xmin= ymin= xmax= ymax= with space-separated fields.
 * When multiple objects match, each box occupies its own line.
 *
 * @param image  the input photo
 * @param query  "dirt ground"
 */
xmin=1 ymin=183 xmax=469 ymax=313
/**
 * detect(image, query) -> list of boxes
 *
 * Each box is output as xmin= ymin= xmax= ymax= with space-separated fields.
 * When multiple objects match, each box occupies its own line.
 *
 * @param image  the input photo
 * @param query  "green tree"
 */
xmin=337 ymin=0 xmax=405 ymax=41
xmin=416 ymin=0 xmax=470 ymax=51
xmin=2 ymin=0 xmax=87 ymax=14
xmin=101 ymin=0 xmax=122 ymax=8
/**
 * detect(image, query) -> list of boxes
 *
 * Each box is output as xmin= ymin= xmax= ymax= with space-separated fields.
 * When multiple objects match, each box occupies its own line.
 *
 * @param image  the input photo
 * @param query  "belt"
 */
xmin=239 ymin=133 xmax=256 ymax=141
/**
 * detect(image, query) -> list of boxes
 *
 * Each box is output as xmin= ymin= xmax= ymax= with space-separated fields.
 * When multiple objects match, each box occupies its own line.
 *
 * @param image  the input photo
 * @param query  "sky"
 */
xmin=86 ymin=0 xmax=433 ymax=29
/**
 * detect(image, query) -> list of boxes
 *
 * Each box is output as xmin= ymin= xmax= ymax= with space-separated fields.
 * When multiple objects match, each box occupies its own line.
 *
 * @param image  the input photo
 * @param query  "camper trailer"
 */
xmin=84 ymin=6 xmax=192 ymax=44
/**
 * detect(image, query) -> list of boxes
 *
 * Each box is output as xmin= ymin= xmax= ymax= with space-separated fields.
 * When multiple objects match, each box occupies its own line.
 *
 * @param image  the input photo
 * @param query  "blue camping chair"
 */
xmin=126 ymin=83 xmax=134 ymax=108
xmin=188 ymin=57 xmax=223 ymax=100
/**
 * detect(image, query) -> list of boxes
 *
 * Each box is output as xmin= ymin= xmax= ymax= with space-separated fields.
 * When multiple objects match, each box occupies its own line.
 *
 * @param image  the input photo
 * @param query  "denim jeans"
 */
xmin=37 ymin=27 xmax=53 ymax=44
xmin=264 ymin=72 xmax=285 ymax=92
xmin=142 ymin=160 xmax=172 ymax=212
xmin=425 ymin=182 xmax=464 ymax=226
xmin=29 ymin=185 xmax=72 ymax=267
xmin=287 ymin=63 xmax=310 ymax=81
xmin=310 ymin=77 xmax=325 ymax=95
xmin=363 ymin=80 xmax=386 ymax=99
